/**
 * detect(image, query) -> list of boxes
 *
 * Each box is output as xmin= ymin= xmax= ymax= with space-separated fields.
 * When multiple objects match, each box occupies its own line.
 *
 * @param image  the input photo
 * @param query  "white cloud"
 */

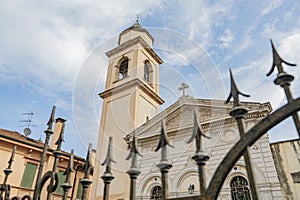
xmin=278 ymin=33 xmax=300 ymax=62
xmin=261 ymin=0 xmax=283 ymax=16
xmin=159 ymin=0 xmax=235 ymax=49
xmin=0 ymin=0 xmax=164 ymax=89
xmin=217 ymin=29 xmax=235 ymax=48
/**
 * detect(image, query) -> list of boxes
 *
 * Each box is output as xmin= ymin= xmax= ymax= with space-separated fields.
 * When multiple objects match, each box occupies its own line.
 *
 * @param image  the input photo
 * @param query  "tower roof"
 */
xmin=118 ymin=20 xmax=154 ymax=46
xmin=125 ymin=20 xmax=143 ymax=31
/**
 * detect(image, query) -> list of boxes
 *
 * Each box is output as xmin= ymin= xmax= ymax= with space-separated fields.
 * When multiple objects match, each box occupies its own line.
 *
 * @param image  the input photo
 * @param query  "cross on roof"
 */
xmin=178 ymin=82 xmax=189 ymax=96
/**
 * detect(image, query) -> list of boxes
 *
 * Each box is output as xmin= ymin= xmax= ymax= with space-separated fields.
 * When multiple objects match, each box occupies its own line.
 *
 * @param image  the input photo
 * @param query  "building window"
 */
xmin=76 ymin=179 xmax=83 ymax=200
xmin=55 ymin=170 xmax=66 ymax=195
xmin=144 ymin=61 xmax=150 ymax=82
xmin=150 ymin=186 xmax=162 ymax=200
xmin=20 ymin=162 xmax=38 ymax=188
xmin=230 ymin=176 xmax=251 ymax=200
xmin=118 ymin=59 xmax=128 ymax=80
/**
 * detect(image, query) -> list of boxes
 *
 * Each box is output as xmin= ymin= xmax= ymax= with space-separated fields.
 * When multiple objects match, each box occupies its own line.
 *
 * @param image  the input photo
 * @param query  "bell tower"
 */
xmin=92 ymin=21 xmax=164 ymax=200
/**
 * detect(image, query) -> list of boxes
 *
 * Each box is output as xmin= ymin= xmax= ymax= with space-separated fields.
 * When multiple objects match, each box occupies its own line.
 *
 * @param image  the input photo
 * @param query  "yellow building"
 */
xmin=0 ymin=118 xmax=93 ymax=200
xmin=271 ymin=139 xmax=300 ymax=200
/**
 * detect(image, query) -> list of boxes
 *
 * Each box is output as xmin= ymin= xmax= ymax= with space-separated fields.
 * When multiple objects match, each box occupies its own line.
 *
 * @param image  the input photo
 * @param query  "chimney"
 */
xmin=50 ymin=118 xmax=66 ymax=149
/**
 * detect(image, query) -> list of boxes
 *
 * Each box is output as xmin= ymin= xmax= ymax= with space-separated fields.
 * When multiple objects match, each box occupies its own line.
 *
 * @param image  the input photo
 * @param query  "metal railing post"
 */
xmin=61 ymin=149 xmax=74 ymax=200
xmin=80 ymin=143 xmax=93 ymax=200
xmin=225 ymin=69 xmax=259 ymax=200
xmin=154 ymin=121 xmax=173 ymax=199
xmin=267 ymin=40 xmax=300 ymax=138
xmin=33 ymin=106 xmax=56 ymax=200
xmin=47 ymin=123 xmax=65 ymax=199
xmin=0 ymin=146 xmax=16 ymax=200
xmin=126 ymin=133 xmax=142 ymax=200
xmin=101 ymin=137 xmax=115 ymax=200
xmin=187 ymin=110 xmax=209 ymax=197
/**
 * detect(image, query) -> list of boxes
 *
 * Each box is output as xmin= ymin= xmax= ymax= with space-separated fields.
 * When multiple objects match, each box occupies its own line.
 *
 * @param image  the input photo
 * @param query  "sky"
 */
xmin=1 ymin=0 xmax=300 ymax=157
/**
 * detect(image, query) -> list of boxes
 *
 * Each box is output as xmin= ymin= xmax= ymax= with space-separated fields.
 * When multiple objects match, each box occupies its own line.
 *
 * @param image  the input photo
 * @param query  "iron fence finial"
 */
xmin=101 ymin=137 xmax=116 ymax=173
xmin=267 ymin=39 xmax=296 ymax=76
xmin=64 ymin=149 xmax=74 ymax=177
xmin=126 ymin=133 xmax=142 ymax=163
xmin=80 ymin=143 xmax=93 ymax=200
xmin=61 ymin=149 xmax=74 ymax=200
xmin=187 ymin=110 xmax=209 ymax=196
xmin=55 ymin=123 xmax=65 ymax=150
xmin=225 ymin=69 xmax=250 ymax=107
xmin=83 ymin=143 xmax=93 ymax=174
xmin=154 ymin=120 xmax=173 ymax=152
xmin=154 ymin=120 xmax=173 ymax=199
xmin=0 ymin=146 xmax=16 ymax=200
xmin=47 ymin=106 xmax=56 ymax=130
xmin=126 ymin=132 xmax=142 ymax=200
xmin=187 ymin=110 xmax=210 ymax=153
xmin=8 ymin=146 xmax=16 ymax=166
xmin=101 ymin=138 xmax=115 ymax=200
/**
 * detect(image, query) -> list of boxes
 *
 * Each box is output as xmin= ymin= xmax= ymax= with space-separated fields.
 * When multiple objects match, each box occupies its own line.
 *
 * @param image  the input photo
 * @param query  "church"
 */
xmin=91 ymin=21 xmax=283 ymax=199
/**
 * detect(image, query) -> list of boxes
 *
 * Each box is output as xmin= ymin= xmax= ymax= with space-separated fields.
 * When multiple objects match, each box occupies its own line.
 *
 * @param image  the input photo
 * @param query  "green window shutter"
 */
xmin=20 ymin=163 xmax=38 ymax=188
xmin=55 ymin=170 xmax=66 ymax=194
xmin=76 ymin=179 xmax=83 ymax=200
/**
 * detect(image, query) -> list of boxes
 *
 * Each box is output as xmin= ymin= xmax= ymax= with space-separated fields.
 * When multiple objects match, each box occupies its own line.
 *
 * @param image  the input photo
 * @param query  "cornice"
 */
xmin=0 ymin=129 xmax=85 ymax=162
xmin=126 ymin=95 xmax=271 ymax=141
xmin=99 ymin=78 xmax=164 ymax=105
xmin=106 ymin=36 xmax=163 ymax=64
xmin=128 ymin=109 xmax=270 ymax=143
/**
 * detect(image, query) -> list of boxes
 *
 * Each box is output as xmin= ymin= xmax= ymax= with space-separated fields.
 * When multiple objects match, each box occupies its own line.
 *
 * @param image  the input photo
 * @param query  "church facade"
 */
xmin=91 ymin=21 xmax=283 ymax=200
xmin=129 ymin=97 xmax=282 ymax=199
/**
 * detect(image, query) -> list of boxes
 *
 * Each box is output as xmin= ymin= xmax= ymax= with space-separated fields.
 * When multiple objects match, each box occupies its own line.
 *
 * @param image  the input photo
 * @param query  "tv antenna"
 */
xmin=19 ymin=112 xmax=37 ymax=136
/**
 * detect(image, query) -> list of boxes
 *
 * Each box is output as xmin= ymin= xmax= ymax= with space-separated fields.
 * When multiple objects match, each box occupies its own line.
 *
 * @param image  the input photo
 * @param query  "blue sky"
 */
xmin=1 ymin=1 xmax=300 ymax=157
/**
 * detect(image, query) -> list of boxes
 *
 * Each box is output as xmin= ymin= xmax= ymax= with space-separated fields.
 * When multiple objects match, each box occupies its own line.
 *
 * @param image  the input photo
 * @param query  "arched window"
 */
xmin=150 ymin=186 xmax=162 ymax=200
xmin=118 ymin=59 xmax=128 ymax=80
xmin=230 ymin=176 xmax=251 ymax=200
xmin=144 ymin=61 xmax=150 ymax=82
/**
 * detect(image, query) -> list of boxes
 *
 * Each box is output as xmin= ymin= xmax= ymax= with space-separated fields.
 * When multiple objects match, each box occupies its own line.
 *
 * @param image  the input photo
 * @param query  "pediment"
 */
xmin=126 ymin=96 xmax=271 ymax=142
xmin=129 ymin=98 xmax=224 ymax=140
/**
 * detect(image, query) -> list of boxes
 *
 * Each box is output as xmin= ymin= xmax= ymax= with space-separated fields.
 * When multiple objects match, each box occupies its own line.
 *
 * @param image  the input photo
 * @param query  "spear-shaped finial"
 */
xmin=267 ymin=39 xmax=296 ymax=76
xmin=83 ymin=143 xmax=93 ymax=174
xmin=155 ymin=120 xmax=173 ymax=199
xmin=8 ymin=146 xmax=16 ymax=167
xmin=61 ymin=149 xmax=74 ymax=200
xmin=126 ymin=133 xmax=142 ymax=169
xmin=80 ymin=144 xmax=93 ymax=200
xmin=3 ymin=146 xmax=16 ymax=176
xmin=55 ymin=123 xmax=65 ymax=150
xmin=225 ymin=69 xmax=250 ymax=107
xmin=0 ymin=146 xmax=16 ymax=198
xmin=187 ymin=110 xmax=210 ymax=153
xmin=101 ymin=137 xmax=116 ymax=173
xmin=64 ymin=149 xmax=74 ymax=178
xmin=186 ymin=110 xmax=210 ymax=196
xmin=47 ymin=106 xmax=56 ymax=130
xmin=154 ymin=120 xmax=173 ymax=162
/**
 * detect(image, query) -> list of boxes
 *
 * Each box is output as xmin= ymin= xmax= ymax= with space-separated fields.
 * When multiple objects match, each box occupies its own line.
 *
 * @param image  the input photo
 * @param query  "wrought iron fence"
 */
xmin=0 ymin=106 xmax=93 ymax=200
